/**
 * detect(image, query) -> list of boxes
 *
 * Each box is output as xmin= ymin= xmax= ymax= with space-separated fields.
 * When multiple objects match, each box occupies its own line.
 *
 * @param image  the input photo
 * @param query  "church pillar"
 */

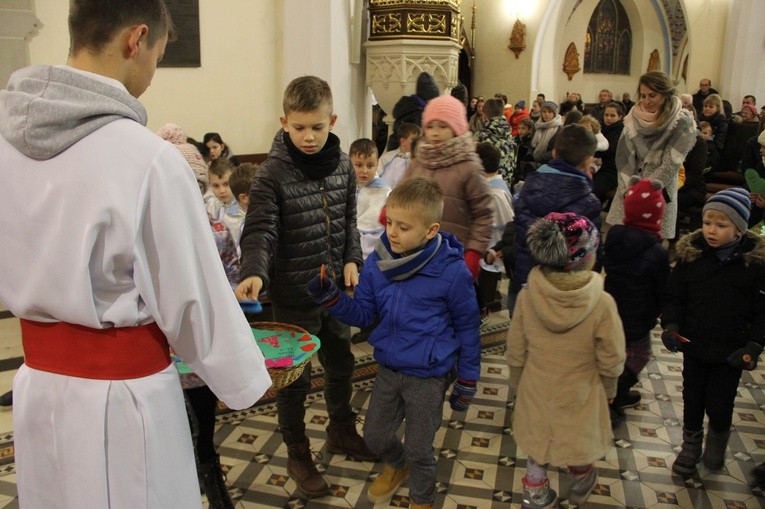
xmin=719 ymin=0 xmax=765 ymax=106
xmin=365 ymin=0 xmax=462 ymax=136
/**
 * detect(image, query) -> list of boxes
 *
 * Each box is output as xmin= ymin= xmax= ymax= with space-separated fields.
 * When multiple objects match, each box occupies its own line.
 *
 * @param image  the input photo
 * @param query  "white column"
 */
xmin=279 ymin=0 xmax=371 ymax=148
xmin=719 ymin=0 xmax=765 ymax=106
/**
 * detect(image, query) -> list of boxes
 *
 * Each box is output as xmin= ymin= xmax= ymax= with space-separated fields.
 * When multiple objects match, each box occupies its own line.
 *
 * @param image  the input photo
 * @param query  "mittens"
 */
xmin=306 ymin=274 xmax=340 ymax=308
xmin=449 ymin=378 xmax=477 ymax=412
xmin=727 ymin=341 xmax=763 ymax=370
xmin=464 ymin=250 xmax=481 ymax=281
xmin=661 ymin=324 xmax=683 ymax=353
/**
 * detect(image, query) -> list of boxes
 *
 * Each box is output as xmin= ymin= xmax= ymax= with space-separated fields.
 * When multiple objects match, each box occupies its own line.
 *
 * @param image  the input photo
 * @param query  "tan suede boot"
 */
xmin=367 ymin=464 xmax=409 ymax=503
xmin=410 ymin=502 xmax=434 ymax=509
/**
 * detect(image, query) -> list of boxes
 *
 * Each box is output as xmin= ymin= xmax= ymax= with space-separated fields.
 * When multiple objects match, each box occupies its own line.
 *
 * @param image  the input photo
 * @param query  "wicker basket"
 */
xmin=251 ymin=321 xmax=313 ymax=390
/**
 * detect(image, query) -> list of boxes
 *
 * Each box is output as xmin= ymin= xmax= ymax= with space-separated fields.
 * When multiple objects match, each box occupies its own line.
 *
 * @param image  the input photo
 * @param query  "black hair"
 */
xmin=475 ymin=142 xmax=500 ymax=174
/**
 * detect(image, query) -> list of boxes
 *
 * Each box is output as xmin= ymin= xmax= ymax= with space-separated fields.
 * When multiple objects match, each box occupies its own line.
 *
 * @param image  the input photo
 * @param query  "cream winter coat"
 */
xmin=506 ymin=267 xmax=625 ymax=466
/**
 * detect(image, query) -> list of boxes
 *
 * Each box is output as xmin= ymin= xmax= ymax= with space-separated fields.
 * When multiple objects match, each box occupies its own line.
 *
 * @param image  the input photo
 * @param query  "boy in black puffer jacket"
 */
xmin=603 ymin=177 xmax=670 ymax=426
xmin=662 ymin=188 xmax=765 ymax=477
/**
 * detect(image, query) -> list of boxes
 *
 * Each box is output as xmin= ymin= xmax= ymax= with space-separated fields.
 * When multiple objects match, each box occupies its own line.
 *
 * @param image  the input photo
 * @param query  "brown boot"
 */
xmin=410 ymin=502 xmax=433 ymax=509
xmin=326 ymin=412 xmax=378 ymax=461
xmin=286 ymin=439 xmax=329 ymax=498
xmin=367 ymin=464 xmax=409 ymax=503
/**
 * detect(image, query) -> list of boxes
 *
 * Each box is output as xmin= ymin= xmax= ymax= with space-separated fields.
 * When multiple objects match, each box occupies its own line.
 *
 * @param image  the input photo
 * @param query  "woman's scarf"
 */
xmin=416 ymin=132 xmax=480 ymax=170
xmin=531 ymin=114 xmax=563 ymax=161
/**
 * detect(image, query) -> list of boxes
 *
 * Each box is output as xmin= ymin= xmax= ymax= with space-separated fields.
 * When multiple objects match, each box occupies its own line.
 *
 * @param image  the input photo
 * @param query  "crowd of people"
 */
xmin=2 ymin=2 xmax=765 ymax=509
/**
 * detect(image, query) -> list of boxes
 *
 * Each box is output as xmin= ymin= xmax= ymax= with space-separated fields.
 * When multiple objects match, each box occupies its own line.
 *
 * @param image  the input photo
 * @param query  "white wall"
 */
xmin=28 ymin=1 xmax=284 ymax=155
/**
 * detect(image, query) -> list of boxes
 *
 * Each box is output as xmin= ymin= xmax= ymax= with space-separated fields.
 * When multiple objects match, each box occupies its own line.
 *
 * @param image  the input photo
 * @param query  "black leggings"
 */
xmin=185 ymin=386 xmax=219 ymax=464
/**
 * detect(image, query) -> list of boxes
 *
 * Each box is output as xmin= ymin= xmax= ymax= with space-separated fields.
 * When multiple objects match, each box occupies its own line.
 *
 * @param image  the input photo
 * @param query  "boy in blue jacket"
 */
xmin=308 ymin=177 xmax=481 ymax=509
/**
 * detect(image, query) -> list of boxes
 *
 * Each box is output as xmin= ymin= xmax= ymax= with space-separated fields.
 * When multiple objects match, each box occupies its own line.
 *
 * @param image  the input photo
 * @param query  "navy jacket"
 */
xmin=663 ymin=230 xmax=765 ymax=363
xmin=512 ymin=159 xmax=602 ymax=292
xmin=604 ymin=225 xmax=670 ymax=340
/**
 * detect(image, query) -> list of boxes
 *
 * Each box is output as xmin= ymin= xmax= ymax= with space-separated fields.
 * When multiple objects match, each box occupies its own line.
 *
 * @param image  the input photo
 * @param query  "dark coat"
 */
xmin=699 ymin=111 xmax=728 ymax=170
xmin=663 ymin=230 xmax=765 ymax=363
xmin=677 ymin=135 xmax=708 ymax=209
xmin=692 ymin=88 xmax=719 ymax=116
xmin=604 ymin=225 xmax=670 ymax=340
xmin=386 ymin=95 xmax=426 ymax=151
xmin=593 ymin=119 xmax=624 ymax=202
xmin=239 ymin=130 xmax=362 ymax=307
xmin=512 ymin=159 xmax=602 ymax=292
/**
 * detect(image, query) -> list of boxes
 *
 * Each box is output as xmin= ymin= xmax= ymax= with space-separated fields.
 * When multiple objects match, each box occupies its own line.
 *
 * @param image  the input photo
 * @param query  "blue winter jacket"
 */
xmin=327 ymin=232 xmax=481 ymax=380
xmin=512 ymin=159 xmax=602 ymax=293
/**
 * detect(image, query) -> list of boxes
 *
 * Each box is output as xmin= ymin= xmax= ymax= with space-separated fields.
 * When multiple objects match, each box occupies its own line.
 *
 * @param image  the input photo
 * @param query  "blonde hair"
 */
xmin=282 ymin=76 xmax=333 ymax=115
xmin=580 ymin=115 xmax=601 ymax=135
xmin=703 ymin=93 xmax=723 ymax=113
xmin=387 ymin=177 xmax=443 ymax=225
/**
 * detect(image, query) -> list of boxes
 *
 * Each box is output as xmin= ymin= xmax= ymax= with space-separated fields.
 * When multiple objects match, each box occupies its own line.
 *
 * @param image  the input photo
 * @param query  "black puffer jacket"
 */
xmin=603 ymin=225 xmax=669 ymax=340
xmin=663 ymin=230 xmax=765 ymax=363
xmin=239 ymin=130 xmax=362 ymax=307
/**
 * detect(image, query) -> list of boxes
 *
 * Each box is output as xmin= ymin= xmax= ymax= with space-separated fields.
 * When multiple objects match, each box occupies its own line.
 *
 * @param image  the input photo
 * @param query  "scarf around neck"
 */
xmin=417 ymin=132 xmax=480 ymax=170
xmin=532 ymin=114 xmax=562 ymax=161
xmin=375 ymin=233 xmax=442 ymax=281
xmin=282 ymin=130 xmax=342 ymax=180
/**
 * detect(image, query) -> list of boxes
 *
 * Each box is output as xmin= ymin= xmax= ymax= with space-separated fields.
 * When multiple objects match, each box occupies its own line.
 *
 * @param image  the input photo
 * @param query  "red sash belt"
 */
xmin=20 ymin=319 xmax=170 ymax=380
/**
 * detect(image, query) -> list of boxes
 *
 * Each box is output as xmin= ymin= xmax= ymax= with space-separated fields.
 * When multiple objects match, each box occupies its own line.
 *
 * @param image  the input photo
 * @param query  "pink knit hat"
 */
xmin=422 ymin=95 xmax=468 ymax=136
xmin=156 ymin=123 xmax=187 ymax=145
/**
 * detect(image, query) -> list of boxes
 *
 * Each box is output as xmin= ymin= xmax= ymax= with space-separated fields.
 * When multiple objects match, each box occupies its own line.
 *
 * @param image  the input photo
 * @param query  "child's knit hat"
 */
xmin=527 ymin=212 xmax=599 ymax=272
xmin=156 ymin=123 xmax=187 ymax=145
xmin=515 ymin=100 xmax=526 ymax=109
xmin=422 ymin=95 xmax=469 ymax=137
xmin=703 ymin=187 xmax=751 ymax=233
xmin=416 ymin=72 xmax=440 ymax=102
xmin=623 ymin=176 xmax=666 ymax=236
xmin=758 ymin=130 xmax=765 ymax=146
xmin=541 ymin=101 xmax=558 ymax=115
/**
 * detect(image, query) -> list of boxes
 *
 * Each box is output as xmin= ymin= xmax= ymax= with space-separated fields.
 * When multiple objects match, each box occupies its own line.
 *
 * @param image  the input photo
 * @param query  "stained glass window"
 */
xmin=584 ymin=0 xmax=632 ymax=75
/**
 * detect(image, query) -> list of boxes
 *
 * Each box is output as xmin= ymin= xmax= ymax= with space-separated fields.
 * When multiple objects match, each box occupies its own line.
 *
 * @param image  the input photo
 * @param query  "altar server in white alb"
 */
xmin=0 ymin=1 xmax=271 ymax=508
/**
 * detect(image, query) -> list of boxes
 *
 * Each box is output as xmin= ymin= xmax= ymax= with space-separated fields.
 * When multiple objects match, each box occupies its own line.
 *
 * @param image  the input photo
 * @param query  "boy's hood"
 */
xmin=0 ymin=65 xmax=147 ymax=160
xmin=675 ymin=229 xmax=765 ymax=266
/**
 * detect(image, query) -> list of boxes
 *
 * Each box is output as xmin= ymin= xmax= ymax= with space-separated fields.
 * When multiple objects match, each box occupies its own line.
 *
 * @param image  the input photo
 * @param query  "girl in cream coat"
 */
xmin=506 ymin=212 xmax=625 ymax=508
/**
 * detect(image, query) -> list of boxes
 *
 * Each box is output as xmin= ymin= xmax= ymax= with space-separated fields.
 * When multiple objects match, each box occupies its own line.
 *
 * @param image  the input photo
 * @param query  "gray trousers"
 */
xmin=363 ymin=366 xmax=448 ymax=504
xmin=272 ymin=304 xmax=354 ymax=445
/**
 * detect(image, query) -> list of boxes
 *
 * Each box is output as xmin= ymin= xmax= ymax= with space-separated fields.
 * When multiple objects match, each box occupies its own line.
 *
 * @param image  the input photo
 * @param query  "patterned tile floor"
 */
xmin=1 ymin=306 xmax=765 ymax=508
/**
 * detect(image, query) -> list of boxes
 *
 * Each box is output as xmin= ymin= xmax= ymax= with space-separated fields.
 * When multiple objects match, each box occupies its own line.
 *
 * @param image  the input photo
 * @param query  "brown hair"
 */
xmin=387 ymin=177 xmax=443 ymax=225
xmin=283 ymin=76 xmax=333 ymax=115
xmin=703 ymin=93 xmax=723 ymax=113
xmin=349 ymin=138 xmax=378 ymax=159
xmin=68 ymin=0 xmax=175 ymax=55
xmin=208 ymin=157 xmax=234 ymax=179
xmin=229 ymin=163 xmax=258 ymax=200
xmin=637 ymin=71 xmax=676 ymax=127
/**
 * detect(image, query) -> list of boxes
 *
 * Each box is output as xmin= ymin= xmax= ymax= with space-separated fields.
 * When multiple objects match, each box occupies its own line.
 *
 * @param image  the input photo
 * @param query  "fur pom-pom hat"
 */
xmin=527 ymin=212 xmax=599 ymax=272
xmin=422 ymin=95 xmax=469 ymax=137
xmin=623 ymin=176 xmax=666 ymax=236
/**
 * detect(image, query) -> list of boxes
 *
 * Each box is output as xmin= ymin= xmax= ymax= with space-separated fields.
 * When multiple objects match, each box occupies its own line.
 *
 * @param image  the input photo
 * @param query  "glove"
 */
xmin=661 ymin=324 xmax=683 ymax=353
xmin=727 ymin=341 xmax=763 ymax=370
xmin=464 ymin=250 xmax=481 ymax=281
xmin=449 ymin=378 xmax=477 ymax=412
xmin=306 ymin=274 xmax=340 ymax=308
